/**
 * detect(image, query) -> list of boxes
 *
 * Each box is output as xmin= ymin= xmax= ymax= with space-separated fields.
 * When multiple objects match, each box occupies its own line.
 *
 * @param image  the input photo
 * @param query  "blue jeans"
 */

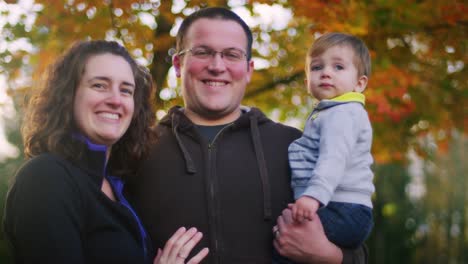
xmin=272 ymin=202 xmax=373 ymax=264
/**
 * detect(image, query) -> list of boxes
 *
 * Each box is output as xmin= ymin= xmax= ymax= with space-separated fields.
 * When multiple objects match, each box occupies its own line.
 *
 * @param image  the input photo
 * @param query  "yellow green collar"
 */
xmin=329 ymin=92 xmax=365 ymax=105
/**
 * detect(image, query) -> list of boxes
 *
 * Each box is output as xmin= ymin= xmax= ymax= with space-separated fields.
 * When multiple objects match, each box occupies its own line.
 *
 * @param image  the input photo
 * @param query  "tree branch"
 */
xmin=244 ymin=70 xmax=304 ymax=99
xmin=108 ymin=0 xmax=127 ymax=46
xmin=150 ymin=1 xmax=175 ymax=107
xmin=423 ymin=20 xmax=468 ymax=32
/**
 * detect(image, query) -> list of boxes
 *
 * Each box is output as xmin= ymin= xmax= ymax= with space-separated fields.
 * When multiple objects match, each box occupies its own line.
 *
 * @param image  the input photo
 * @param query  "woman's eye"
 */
xmin=121 ymin=88 xmax=134 ymax=96
xmin=92 ymin=83 xmax=105 ymax=89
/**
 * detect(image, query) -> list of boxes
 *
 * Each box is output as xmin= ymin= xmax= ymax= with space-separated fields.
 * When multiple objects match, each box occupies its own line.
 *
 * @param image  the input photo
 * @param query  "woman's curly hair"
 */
xmin=22 ymin=40 xmax=157 ymax=178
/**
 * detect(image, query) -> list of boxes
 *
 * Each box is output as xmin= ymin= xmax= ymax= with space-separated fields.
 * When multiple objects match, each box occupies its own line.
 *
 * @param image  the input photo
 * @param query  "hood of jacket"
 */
xmin=159 ymin=105 xmax=272 ymax=130
xmin=158 ymin=105 xmax=275 ymax=220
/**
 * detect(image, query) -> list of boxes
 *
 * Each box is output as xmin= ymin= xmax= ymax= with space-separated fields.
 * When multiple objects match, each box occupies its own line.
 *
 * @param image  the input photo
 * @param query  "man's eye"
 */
xmin=193 ymin=49 xmax=211 ymax=57
xmin=224 ymin=51 xmax=242 ymax=60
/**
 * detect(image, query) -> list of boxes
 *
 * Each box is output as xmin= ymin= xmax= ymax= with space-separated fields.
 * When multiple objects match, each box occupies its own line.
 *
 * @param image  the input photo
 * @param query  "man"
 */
xmin=127 ymin=7 xmax=367 ymax=264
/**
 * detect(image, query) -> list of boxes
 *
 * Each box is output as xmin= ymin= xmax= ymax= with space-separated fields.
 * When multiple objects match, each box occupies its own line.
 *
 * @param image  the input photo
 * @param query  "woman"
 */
xmin=3 ymin=40 xmax=208 ymax=264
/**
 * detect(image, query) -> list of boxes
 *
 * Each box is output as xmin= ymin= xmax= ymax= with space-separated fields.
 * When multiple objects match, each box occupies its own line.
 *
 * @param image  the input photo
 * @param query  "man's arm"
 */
xmin=273 ymin=208 xmax=367 ymax=264
xmin=341 ymin=245 xmax=368 ymax=264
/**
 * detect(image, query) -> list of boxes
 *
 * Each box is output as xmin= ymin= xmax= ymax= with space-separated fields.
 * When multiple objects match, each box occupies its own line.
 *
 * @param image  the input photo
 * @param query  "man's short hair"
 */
xmin=176 ymin=7 xmax=253 ymax=60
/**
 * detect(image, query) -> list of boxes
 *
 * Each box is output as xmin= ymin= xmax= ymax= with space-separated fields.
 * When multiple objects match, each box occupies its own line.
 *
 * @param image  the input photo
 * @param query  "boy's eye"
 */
xmin=334 ymin=65 xmax=344 ymax=70
xmin=311 ymin=65 xmax=322 ymax=71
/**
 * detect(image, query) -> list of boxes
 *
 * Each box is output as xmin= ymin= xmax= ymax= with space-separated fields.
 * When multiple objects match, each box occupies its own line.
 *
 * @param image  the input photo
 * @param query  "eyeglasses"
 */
xmin=178 ymin=46 xmax=247 ymax=63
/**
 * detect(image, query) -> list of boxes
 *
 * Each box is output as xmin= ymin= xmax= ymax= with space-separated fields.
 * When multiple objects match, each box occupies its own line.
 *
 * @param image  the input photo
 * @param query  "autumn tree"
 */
xmin=0 ymin=1 xmax=466 ymax=263
xmin=2 ymin=0 xmax=465 ymax=158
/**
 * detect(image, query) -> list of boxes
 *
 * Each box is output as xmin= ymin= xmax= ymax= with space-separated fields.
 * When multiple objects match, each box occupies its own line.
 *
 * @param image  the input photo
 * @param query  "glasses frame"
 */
xmin=177 ymin=46 xmax=248 ymax=63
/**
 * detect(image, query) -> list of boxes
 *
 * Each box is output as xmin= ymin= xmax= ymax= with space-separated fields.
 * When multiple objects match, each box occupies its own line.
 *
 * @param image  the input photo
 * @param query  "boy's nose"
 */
xmin=321 ymin=68 xmax=331 ymax=78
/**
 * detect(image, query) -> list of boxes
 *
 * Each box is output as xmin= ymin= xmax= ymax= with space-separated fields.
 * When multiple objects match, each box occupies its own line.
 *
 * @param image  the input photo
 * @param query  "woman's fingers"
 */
xmin=178 ymin=231 xmax=203 ymax=259
xmin=168 ymin=227 xmax=198 ymax=260
xmin=186 ymin=247 xmax=210 ymax=264
xmin=155 ymin=227 xmax=209 ymax=264
xmin=153 ymin=248 xmax=162 ymax=264
xmin=153 ymin=227 xmax=209 ymax=264
xmin=159 ymin=227 xmax=187 ymax=262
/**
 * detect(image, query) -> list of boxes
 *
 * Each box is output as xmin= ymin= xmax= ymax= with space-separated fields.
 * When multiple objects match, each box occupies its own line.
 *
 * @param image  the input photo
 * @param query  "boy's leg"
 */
xmin=317 ymin=202 xmax=373 ymax=248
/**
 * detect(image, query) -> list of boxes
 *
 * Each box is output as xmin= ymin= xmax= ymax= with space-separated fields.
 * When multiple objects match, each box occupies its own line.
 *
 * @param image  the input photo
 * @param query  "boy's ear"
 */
xmin=355 ymin=75 xmax=368 ymax=93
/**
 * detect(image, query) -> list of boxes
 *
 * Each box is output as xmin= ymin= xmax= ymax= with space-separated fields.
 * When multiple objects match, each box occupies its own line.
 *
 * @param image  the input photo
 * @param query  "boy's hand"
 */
xmin=291 ymin=196 xmax=320 ymax=222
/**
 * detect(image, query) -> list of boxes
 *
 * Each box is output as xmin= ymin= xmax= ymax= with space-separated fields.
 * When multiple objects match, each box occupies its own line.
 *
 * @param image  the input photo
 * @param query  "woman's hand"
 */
xmin=153 ymin=227 xmax=209 ymax=264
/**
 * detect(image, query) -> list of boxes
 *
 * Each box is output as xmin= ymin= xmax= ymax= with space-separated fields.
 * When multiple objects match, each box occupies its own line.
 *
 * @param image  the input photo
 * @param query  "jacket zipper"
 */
xmin=207 ymin=123 xmax=234 ymax=263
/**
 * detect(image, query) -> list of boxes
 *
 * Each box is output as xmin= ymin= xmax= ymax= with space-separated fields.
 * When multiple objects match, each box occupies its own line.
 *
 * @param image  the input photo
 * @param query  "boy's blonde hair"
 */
xmin=306 ymin=32 xmax=371 ymax=78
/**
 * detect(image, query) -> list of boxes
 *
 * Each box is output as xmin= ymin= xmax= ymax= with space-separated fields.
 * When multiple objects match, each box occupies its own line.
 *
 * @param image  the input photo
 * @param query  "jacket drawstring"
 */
xmin=172 ymin=117 xmax=197 ymax=174
xmin=250 ymin=116 xmax=272 ymax=220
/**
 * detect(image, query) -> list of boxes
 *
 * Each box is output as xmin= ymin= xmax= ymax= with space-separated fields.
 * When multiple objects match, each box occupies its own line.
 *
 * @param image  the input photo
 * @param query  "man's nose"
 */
xmin=207 ymin=52 xmax=227 ymax=72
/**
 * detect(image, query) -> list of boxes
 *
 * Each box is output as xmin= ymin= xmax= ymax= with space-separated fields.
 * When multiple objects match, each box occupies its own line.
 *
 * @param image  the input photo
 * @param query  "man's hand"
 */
xmin=273 ymin=207 xmax=343 ymax=264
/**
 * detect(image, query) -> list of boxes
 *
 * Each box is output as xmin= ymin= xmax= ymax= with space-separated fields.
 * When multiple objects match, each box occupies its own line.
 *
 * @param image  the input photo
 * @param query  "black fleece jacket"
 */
xmin=126 ymin=106 xmax=367 ymax=264
xmin=4 ymin=140 xmax=149 ymax=264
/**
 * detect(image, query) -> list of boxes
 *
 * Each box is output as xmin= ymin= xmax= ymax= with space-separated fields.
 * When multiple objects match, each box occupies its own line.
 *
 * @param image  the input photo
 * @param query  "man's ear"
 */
xmin=355 ymin=75 xmax=368 ymax=93
xmin=173 ymin=55 xmax=182 ymax=77
xmin=245 ymin=59 xmax=254 ymax=83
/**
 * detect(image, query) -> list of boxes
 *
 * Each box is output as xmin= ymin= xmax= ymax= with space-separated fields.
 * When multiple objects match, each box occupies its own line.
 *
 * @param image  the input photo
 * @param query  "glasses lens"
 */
xmin=190 ymin=47 xmax=212 ymax=59
xmin=222 ymin=48 xmax=245 ymax=61
xmin=189 ymin=47 xmax=246 ymax=62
